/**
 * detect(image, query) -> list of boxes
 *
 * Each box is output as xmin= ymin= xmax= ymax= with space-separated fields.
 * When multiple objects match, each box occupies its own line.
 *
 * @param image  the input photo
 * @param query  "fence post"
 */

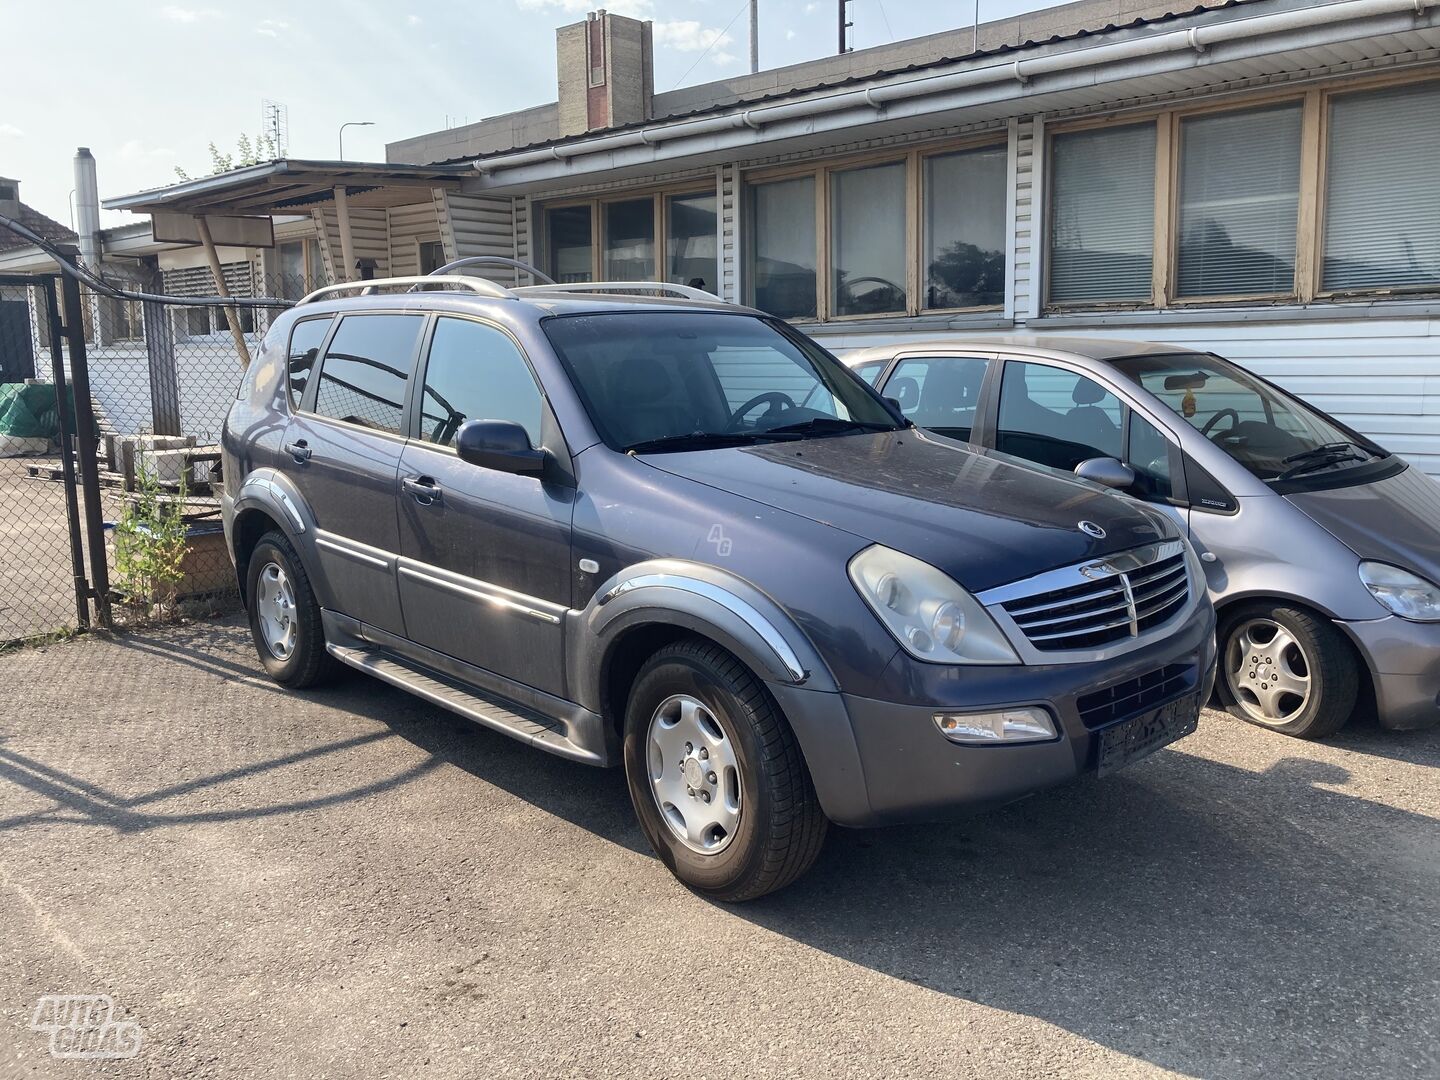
xmin=142 ymin=295 xmax=182 ymax=436
xmin=58 ymin=270 xmax=112 ymax=629
xmin=40 ymin=276 xmax=91 ymax=630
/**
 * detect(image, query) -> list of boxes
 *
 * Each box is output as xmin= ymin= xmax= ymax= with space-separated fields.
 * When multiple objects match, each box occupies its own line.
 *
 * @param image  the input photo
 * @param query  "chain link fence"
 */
xmin=0 ymin=249 xmax=314 ymax=642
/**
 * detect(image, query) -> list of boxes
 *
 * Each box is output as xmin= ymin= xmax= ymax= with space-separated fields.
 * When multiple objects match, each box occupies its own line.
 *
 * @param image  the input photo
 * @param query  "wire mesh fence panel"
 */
xmin=0 ymin=277 xmax=85 ymax=642
xmin=73 ymin=270 xmax=302 ymax=625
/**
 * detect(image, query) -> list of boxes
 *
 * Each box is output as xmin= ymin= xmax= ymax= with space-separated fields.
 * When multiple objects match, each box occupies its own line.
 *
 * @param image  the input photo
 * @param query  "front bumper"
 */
xmin=773 ymin=605 xmax=1217 ymax=827
xmin=1337 ymin=615 xmax=1440 ymax=731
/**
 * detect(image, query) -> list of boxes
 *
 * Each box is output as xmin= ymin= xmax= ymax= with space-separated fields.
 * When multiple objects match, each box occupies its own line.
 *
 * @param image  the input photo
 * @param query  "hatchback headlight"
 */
xmin=849 ymin=545 xmax=1019 ymax=664
xmin=1358 ymin=561 xmax=1440 ymax=622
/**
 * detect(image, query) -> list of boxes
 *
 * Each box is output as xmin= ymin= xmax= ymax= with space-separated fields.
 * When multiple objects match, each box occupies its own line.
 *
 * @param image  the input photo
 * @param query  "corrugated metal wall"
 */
xmin=313 ymin=207 xmax=389 ymax=281
xmin=387 ymin=200 xmax=443 ymax=277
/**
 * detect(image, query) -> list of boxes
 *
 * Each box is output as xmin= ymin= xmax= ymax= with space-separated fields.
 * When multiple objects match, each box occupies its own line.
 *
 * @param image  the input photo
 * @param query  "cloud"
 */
xmin=0 ymin=124 xmax=23 ymax=138
xmin=785 ymin=28 xmax=797 ymax=40
xmin=118 ymin=140 xmax=175 ymax=160
xmin=652 ymin=19 xmax=734 ymax=54
xmin=161 ymin=5 xmax=219 ymax=22
xmin=406 ymin=14 xmax=421 ymax=25
xmin=804 ymin=2 xmax=821 ymax=13
xmin=517 ymin=0 xmax=654 ymax=16
xmin=255 ymin=18 xmax=290 ymax=37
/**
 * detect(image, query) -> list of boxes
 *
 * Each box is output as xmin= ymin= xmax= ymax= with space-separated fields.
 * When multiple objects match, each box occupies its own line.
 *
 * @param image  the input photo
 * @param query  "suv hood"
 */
xmin=641 ymin=430 xmax=1171 ymax=592
xmin=1285 ymin=463 xmax=1440 ymax=583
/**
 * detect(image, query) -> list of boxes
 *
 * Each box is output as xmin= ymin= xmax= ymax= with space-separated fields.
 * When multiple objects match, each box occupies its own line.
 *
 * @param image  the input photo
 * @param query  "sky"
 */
xmin=4 ymin=0 xmax=1052 ymax=228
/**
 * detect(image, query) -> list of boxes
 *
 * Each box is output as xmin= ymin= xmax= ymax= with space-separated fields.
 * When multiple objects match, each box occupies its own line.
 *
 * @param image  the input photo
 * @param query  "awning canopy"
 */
xmin=103 ymin=159 xmax=473 ymax=216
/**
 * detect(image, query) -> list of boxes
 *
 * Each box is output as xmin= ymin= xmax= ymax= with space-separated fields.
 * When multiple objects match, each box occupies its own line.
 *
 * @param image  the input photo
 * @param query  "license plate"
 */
xmin=1096 ymin=693 xmax=1200 ymax=777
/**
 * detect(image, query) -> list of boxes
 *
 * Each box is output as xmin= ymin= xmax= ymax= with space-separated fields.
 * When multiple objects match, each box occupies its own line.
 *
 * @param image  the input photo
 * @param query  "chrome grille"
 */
xmin=989 ymin=541 xmax=1191 ymax=653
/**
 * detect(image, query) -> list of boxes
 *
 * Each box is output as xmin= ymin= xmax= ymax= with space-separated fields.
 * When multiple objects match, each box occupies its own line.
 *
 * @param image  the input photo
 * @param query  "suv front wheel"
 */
xmin=622 ymin=638 xmax=827 ymax=901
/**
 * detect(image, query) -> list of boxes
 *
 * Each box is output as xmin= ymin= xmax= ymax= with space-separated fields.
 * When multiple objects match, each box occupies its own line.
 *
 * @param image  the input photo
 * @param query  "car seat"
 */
xmin=1065 ymin=378 xmax=1120 ymax=455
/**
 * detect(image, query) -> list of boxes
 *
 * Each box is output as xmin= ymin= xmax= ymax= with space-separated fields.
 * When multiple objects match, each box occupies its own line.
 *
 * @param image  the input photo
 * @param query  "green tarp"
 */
xmin=0 ymin=382 xmax=61 ymax=440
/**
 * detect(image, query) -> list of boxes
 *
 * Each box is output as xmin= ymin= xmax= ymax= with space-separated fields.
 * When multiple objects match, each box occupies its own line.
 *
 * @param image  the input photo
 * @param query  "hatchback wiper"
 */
xmin=624 ymin=431 xmax=796 ymax=454
xmin=763 ymin=417 xmax=896 ymax=437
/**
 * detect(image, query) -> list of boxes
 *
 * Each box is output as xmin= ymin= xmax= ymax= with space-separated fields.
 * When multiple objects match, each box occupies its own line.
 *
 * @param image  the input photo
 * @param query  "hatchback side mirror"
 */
xmin=456 ymin=419 xmax=546 ymax=476
xmin=1074 ymin=456 xmax=1135 ymax=490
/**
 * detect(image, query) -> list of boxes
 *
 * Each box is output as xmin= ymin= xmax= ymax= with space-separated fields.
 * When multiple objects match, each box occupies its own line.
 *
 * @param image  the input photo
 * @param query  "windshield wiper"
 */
xmin=763 ymin=417 xmax=896 ymax=437
xmin=1282 ymin=440 xmax=1366 ymax=466
xmin=624 ymin=431 xmax=798 ymax=454
xmin=1278 ymin=449 xmax=1367 ymax=480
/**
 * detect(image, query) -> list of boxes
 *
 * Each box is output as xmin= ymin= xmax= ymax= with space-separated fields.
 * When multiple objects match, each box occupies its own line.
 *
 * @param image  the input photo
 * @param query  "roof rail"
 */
xmin=512 ymin=281 xmax=726 ymax=302
xmin=426 ymin=256 xmax=556 ymax=285
xmin=296 ymin=275 xmax=515 ymax=305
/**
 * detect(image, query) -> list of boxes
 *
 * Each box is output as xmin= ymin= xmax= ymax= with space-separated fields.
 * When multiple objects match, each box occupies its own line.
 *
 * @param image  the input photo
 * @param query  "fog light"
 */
xmin=933 ymin=707 xmax=1057 ymax=745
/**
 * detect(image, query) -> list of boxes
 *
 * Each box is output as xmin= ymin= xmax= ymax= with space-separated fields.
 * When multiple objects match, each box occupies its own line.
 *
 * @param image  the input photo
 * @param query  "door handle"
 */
xmin=285 ymin=439 xmax=311 ymax=464
xmin=402 ymin=475 xmax=442 ymax=506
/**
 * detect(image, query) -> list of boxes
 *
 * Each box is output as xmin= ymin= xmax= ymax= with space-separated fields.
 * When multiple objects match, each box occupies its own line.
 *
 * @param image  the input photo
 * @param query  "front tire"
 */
xmin=245 ymin=531 xmax=337 ymax=689
xmin=622 ymin=638 xmax=827 ymax=902
xmin=1217 ymin=602 xmax=1357 ymax=739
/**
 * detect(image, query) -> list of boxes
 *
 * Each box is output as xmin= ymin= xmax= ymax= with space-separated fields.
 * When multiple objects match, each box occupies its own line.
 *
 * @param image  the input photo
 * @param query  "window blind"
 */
xmin=1324 ymin=81 xmax=1440 ymax=293
xmin=1176 ymin=103 xmax=1301 ymax=297
xmin=1048 ymin=123 xmax=1156 ymax=304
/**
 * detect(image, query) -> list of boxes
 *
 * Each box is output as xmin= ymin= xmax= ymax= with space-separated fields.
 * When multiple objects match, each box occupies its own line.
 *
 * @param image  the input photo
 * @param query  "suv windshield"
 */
xmin=542 ymin=311 xmax=902 ymax=452
xmin=1110 ymin=352 xmax=1385 ymax=485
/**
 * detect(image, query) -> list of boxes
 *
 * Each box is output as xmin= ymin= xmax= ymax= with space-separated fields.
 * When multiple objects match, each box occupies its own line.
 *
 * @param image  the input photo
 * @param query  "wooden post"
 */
xmin=334 ymin=186 xmax=357 ymax=283
xmin=195 ymin=215 xmax=252 ymax=369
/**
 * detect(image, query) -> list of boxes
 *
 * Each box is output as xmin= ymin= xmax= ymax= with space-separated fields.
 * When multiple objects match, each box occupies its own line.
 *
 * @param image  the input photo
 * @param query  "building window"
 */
xmin=1048 ymin=123 xmax=1156 ymax=305
xmin=542 ymin=188 xmax=719 ymax=289
xmin=830 ymin=162 xmax=907 ymax=317
xmin=418 ymin=239 xmax=446 ymax=275
xmin=746 ymin=176 xmax=817 ymax=320
xmin=546 ymin=204 xmax=594 ymax=284
xmin=1323 ymin=81 xmax=1440 ymax=293
xmin=275 ymin=238 xmax=324 ymax=300
xmin=923 ymin=146 xmax=1007 ymax=310
xmin=1177 ymin=103 xmax=1301 ymax=298
xmin=603 ymin=198 xmax=655 ymax=281
xmin=665 ymin=192 xmax=717 ymax=292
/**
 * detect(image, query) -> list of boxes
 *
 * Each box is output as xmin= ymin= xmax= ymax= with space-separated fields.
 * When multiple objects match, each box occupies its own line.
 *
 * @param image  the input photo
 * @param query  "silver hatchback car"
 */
xmin=849 ymin=337 xmax=1440 ymax=739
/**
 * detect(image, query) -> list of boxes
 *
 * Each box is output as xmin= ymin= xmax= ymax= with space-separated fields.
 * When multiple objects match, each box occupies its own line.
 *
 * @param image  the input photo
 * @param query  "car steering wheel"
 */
xmin=727 ymin=391 xmax=797 ymax=430
xmin=1201 ymin=408 xmax=1240 ymax=438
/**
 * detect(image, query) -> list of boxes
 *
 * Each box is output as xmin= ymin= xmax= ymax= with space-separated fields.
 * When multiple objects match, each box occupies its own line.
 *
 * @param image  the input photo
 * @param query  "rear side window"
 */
xmin=416 ymin=317 xmax=543 ymax=447
xmin=310 ymin=314 xmax=424 ymax=434
xmin=286 ymin=316 xmax=333 ymax=407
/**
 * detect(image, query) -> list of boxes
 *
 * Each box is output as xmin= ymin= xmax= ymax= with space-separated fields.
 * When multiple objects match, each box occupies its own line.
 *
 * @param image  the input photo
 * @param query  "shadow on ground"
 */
xmin=3 ymin=620 xmax=1436 ymax=1077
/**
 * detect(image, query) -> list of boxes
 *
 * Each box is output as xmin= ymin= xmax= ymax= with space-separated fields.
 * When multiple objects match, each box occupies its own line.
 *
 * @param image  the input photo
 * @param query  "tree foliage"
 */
xmin=174 ymin=133 xmax=279 ymax=181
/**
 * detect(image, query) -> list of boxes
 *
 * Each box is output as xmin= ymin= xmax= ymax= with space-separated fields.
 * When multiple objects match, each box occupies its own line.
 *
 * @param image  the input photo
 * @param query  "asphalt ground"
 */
xmin=1 ymin=618 xmax=1436 ymax=1079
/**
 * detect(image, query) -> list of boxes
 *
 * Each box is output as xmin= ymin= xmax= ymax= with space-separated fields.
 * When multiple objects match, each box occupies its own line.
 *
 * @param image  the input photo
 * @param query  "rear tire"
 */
xmin=1216 ymin=602 xmax=1357 ymax=739
xmin=245 ymin=531 xmax=337 ymax=689
xmin=622 ymin=637 xmax=827 ymax=902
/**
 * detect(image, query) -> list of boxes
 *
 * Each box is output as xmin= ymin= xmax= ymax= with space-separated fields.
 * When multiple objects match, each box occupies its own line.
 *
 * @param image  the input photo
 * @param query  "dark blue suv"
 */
xmin=222 ymin=273 xmax=1216 ymax=900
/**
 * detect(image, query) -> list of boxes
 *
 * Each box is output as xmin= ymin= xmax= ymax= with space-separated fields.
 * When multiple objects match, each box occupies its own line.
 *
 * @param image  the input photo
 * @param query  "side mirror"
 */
xmin=456 ymin=419 xmax=546 ymax=476
xmin=1074 ymin=456 xmax=1136 ymax=490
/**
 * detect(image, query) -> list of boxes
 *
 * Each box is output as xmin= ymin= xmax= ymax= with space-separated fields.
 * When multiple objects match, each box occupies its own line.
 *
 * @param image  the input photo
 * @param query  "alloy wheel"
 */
xmin=255 ymin=561 xmax=298 ymax=661
xmin=1224 ymin=617 xmax=1312 ymax=726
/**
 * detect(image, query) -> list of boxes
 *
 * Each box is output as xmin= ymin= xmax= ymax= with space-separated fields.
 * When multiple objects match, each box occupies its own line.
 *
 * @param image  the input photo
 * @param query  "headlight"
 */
xmin=1358 ymin=561 xmax=1440 ymax=622
xmin=849 ymin=545 xmax=1019 ymax=664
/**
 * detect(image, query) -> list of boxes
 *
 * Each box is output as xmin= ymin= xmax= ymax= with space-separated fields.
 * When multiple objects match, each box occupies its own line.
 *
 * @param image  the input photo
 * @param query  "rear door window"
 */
xmin=851 ymin=359 xmax=886 ymax=386
xmin=886 ymin=356 xmax=990 ymax=441
xmin=996 ymin=360 xmax=1123 ymax=470
xmin=309 ymin=313 xmax=424 ymax=434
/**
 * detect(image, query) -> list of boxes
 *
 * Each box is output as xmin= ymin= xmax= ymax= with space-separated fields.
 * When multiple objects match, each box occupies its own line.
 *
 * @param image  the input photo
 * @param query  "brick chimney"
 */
xmin=0 ymin=176 xmax=19 ymax=220
xmin=557 ymin=10 xmax=654 ymax=138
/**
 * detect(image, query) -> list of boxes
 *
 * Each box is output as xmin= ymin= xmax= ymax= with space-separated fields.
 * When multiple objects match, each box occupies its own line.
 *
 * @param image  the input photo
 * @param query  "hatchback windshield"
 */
xmin=543 ymin=312 xmax=902 ymax=452
xmin=1110 ymin=352 xmax=1384 ymax=483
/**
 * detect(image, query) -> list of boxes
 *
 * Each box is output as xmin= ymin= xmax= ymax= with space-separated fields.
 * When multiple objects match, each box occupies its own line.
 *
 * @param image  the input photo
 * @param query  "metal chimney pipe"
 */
xmin=749 ymin=0 xmax=759 ymax=74
xmin=73 ymin=148 xmax=102 ymax=271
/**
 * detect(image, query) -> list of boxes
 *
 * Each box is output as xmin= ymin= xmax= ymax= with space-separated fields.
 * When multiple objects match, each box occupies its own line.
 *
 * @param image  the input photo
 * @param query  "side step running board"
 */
xmin=327 ymin=643 xmax=604 ymax=765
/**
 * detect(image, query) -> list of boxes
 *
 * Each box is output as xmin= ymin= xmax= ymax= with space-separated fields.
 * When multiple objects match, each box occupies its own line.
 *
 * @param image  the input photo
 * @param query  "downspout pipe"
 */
xmin=473 ymin=0 xmax=1437 ymax=174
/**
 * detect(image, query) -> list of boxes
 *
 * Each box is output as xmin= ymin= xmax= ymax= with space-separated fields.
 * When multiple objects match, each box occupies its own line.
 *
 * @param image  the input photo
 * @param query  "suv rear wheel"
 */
xmin=245 ymin=531 xmax=337 ymax=689
xmin=1216 ymin=602 xmax=1357 ymax=739
xmin=622 ymin=637 xmax=827 ymax=901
